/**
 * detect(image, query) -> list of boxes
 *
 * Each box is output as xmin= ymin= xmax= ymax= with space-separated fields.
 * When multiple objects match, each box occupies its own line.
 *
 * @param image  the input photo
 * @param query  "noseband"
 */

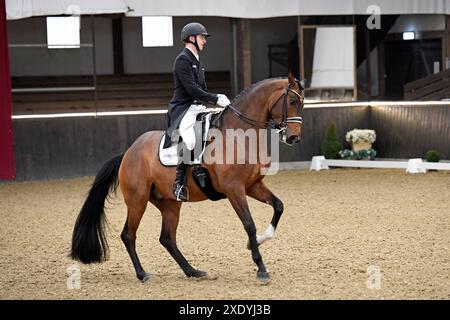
xmin=226 ymin=84 xmax=304 ymax=142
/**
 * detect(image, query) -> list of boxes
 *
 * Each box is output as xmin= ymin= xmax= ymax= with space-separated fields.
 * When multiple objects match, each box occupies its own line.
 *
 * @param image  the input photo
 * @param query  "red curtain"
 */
xmin=0 ymin=0 xmax=15 ymax=180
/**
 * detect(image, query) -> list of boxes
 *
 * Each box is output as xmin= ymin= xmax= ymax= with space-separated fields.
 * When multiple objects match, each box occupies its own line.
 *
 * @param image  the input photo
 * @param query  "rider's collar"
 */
xmin=186 ymin=47 xmax=199 ymax=61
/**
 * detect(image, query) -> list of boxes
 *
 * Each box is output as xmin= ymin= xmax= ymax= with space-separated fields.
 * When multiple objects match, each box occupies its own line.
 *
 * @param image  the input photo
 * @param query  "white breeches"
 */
xmin=179 ymin=104 xmax=207 ymax=151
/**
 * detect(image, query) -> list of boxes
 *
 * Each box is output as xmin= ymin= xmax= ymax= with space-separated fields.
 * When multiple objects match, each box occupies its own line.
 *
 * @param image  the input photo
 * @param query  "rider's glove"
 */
xmin=216 ymin=94 xmax=231 ymax=107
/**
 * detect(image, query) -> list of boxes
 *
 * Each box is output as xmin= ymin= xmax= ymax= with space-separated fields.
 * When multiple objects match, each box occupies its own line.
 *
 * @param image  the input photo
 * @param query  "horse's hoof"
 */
xmin=139 ymin=273 xmax=151 ymax=283
xmin=190 ymin=271 xmax=218 ymax=281
xmin=256 ymin=271 xmax=271 ymax=285
xmin=189 ymin=270 xmax=208 ymax=278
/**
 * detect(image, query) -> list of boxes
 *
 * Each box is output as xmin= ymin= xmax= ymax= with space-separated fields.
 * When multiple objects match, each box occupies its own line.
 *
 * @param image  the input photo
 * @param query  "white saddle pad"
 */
xmin=159 ymin=113 xmax=212 ymax=166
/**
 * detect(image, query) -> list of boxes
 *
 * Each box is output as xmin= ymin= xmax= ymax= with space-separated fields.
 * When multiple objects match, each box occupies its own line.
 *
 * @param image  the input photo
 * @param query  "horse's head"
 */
xmin=269 ymin=73 xmax=305 ymax=145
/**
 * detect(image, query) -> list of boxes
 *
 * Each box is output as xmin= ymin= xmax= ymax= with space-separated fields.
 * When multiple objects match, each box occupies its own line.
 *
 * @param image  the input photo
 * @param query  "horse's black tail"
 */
xmin=71 ymin=154 xmax=124 ymax=264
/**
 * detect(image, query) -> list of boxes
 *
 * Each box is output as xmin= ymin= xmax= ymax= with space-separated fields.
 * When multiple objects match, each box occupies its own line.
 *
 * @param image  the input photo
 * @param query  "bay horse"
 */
xmin=71 ymin=73 xmax=305 ymax=283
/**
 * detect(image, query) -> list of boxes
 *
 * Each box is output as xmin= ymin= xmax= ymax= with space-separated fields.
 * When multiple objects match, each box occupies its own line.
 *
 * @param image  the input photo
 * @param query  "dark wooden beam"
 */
xmin=297 ymin=16 xmax=304 ymax=82
xmin=378 ymin=42 xmax=385 ymax=100
xmin=235 ymin=18 xmax=251 ymax=93
xmin=365 ymin=26 xmax=371 ymax=99
xmin=112 ymin=18 xmax=124 ymax=75
xmin=445 ymin=15 xmax=450 ymax=69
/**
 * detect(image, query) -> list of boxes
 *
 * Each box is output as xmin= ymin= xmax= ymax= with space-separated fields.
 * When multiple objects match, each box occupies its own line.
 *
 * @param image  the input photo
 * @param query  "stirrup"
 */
xmin=173 ymin=184 xmax=188 ymax=202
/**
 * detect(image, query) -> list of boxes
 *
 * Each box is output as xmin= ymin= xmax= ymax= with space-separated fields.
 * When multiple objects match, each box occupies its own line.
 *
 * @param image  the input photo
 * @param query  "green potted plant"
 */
xmin=424 ymin=149 xmax=440 ymax=162
xmin=321 ymin=122 xmax=343 ymax=159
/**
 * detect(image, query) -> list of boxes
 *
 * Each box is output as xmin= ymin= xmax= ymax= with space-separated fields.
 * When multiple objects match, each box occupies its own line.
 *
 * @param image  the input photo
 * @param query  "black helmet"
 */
xmin=181 ymin=22 xmax=210 ymax=42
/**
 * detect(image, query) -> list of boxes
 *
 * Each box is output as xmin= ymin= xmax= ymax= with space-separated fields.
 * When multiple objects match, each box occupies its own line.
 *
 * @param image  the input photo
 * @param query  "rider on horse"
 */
xmin=166 ymin=22 xmax=231 ymax=201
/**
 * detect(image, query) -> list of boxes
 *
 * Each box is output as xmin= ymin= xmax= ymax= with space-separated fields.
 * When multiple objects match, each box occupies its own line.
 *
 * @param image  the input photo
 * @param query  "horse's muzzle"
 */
xmin=285 ymin=135 xmax=301 ymax=146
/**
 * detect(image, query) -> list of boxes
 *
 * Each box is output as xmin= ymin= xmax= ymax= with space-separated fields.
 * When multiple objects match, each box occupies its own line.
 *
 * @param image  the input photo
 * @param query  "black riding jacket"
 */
xmin=165 ymin=48 xmax=218 ymax=145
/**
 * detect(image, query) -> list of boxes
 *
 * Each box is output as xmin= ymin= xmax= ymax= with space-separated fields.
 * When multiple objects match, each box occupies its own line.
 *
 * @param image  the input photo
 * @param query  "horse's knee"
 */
xmin=273 ymin=198 xmax=284 ymax=214
xmin=159 ymin=234 xmax=172 ymax=249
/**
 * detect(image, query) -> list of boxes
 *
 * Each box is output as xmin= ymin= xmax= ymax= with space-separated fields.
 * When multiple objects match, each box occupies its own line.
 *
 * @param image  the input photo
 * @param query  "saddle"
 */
xmin=159 ymin=112 xmax=212 ymax=166
xmin=159 ymin=111 xmax=226 ymax=201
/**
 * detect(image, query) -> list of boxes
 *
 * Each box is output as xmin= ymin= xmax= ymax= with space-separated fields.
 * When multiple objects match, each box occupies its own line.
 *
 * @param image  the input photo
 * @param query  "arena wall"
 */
xmin=11 ymin=104 xmax=448 ymax=181
xmin=371 ymin=104 xmax=450 ymax=159
xmin=12 ymin=114 xmax=167 ymax=180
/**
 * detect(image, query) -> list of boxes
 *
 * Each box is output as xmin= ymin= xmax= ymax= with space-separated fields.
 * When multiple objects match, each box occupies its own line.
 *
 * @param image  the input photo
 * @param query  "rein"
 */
xmin=225 ymin=85 xmax=304 ymax=133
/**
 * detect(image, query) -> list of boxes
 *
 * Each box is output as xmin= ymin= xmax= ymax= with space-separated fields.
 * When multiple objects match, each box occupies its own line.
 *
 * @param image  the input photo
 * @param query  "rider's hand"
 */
xmin=216 ymin=94 xmax=231 ymax=107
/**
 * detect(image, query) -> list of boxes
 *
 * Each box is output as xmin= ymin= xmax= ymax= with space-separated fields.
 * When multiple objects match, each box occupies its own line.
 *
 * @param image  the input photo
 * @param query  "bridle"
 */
xmin=226 ymin=84 xmax=304 ymax=142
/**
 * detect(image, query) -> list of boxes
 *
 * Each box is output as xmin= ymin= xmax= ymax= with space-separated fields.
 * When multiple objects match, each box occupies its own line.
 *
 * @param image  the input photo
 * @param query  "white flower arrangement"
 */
xmin=345 ymin=129 xmax=376 ymax=143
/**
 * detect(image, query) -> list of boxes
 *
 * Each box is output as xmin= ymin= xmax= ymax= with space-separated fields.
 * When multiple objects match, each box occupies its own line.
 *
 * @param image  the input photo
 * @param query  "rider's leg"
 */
xmin=172 ymin=104 xmax=206 ymax=202
xmin=172 ymin=145 xmax=189 ymax=201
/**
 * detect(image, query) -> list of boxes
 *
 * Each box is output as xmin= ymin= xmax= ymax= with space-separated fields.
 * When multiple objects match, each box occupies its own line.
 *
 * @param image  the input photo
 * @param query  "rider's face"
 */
xmin=195 ymin=35 xmax=207 ymax=52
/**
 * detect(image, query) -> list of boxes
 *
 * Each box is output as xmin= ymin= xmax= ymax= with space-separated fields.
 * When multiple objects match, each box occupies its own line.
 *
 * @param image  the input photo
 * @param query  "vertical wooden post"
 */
xmin=353 ymin=22 xmax=358 ymax=100
xmin=297 ymin=16 xmax=304 ymax=82
xmin=365 ymin=26 xmax=372 ymax=99
xmin=91 ymin=15 xmax=98 ymax=116
xmin=112 ymin=17 xmax=124 ymax=75
xmin=235 ymin=18 xmax=251 ymax=93
xmin=230 ymin=19 xmax=238 ymax=97
xmin=378 ymin=42 xmax=385 ymax=100
xmin=445 ymin=15 xmax=450 ymax=69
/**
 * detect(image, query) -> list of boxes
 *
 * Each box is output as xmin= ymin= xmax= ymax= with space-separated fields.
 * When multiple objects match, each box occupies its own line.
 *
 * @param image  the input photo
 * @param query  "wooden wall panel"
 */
xmin=9 ymin=104 xmax=450 ymax=180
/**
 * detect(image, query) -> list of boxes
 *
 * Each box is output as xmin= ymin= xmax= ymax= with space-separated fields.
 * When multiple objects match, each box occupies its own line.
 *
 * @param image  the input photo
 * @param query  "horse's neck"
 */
xmin=220 ymin=86 xmax=272 ymax=131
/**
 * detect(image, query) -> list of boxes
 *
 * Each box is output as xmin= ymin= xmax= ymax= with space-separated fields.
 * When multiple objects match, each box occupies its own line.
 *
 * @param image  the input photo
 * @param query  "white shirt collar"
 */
xmin=186 ymin=47 xmax=199 ymax=61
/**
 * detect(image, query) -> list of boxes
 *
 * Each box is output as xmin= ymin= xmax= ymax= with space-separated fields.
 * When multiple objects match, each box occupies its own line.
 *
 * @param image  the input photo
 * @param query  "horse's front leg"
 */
xmin=227 ymin=189 xmax=270 ymax=283
xmin=246 ymin=180 xmax=284 ymax=247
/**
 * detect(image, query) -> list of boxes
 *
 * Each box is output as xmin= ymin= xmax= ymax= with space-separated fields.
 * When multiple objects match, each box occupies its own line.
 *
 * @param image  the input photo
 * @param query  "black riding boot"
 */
xmin=172 ymin=162 xmax=188 ymax=201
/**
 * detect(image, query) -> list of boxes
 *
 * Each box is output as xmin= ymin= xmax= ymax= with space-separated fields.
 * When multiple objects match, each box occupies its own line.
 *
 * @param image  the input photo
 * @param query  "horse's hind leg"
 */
xmin=121 ymin=201 xmax=150 ymax=282
xmin=246 ymin=180 xmax=284 ymax=247
xmin=152 ymin=199 xmax=207 ymax=278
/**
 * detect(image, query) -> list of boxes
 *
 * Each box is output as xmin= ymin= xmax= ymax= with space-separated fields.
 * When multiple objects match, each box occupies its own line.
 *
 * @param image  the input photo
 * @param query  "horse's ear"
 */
xmin=298 ymin=79 xmax=305 ymax=90
xmin=288 ymin=72 xmax=299 ymax=90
